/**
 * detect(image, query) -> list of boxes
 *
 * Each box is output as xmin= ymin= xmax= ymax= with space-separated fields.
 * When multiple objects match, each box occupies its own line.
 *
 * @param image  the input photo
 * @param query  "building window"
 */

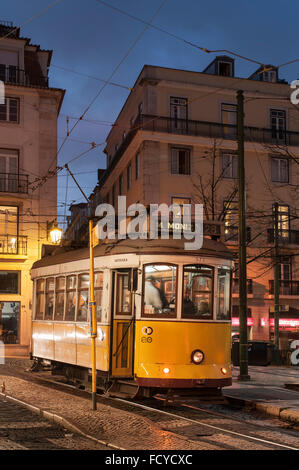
xmin=135 ymin=153 xmax=140 ymax=180
xmin=0 ymin=301 xmax=20 ymax=344
xmin=171 ymin=197 xmax=191 ymax=217
xmin=218 ymin=61 xmax=233 ymax=76
xmin=171 ymin=148 xmax=190 ymax=175
xmin=221 ymin=103 xmax=237 ymax=138
xmin=119 ymin=173 xmax=123 ymax=196
xmin=170 ymin=97 xmax=188 ymax=132
xmin=224 ymin=201 xmax=238 ymax=241
xmin=274 ymin=204 xmax=289 ymax=238
xmin=138 ymin=102 xmax=143 ymax=115
xmin=279 ymin=256 xmax=291 ymax=281
xmin=127 ymin=163 xmax=132 ymax=190
xmin=222 ymin=153 xmax=238 ymax=178
xmin=271 ymin=157 xmax=289 ymax=183
xmin=270 ymin=109 xmax=286 ymax=141
xmin=0 ymin=271 xmax=19 ymax=294
xmin=0 ymin=205 xmax=18 ymax=254
xmin=0 ymin=97 xmax=18 ymax=122
xmin=0 ymin=149 xmax=19 ymax=193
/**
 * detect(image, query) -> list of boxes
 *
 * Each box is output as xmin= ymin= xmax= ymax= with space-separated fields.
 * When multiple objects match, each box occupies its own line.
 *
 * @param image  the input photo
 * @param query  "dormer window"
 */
xmin=218 ymin=61 xmax=232 ymax=77
xmin=262 ymin=70 xmax=277 ymax=82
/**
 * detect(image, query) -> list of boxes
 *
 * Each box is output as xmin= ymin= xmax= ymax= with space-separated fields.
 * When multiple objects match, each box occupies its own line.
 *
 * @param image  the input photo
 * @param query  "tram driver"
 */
xmin=144 ymin=276 xmax=164 ymax=313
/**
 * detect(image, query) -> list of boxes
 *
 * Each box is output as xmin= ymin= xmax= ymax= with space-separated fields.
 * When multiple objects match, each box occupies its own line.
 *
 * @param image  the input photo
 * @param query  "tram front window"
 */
xmin=143 ymin=264 xmax=177 ymax=317
xmin=217 ymin=267 xmax=231 ymax=320
xmin=182 ymin=265 xmax=213 ymax=319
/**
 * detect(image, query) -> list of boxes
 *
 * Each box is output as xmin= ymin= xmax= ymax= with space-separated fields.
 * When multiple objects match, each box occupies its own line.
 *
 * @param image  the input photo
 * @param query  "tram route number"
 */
xmin=141 ymin=326 xmax=153 ymax=343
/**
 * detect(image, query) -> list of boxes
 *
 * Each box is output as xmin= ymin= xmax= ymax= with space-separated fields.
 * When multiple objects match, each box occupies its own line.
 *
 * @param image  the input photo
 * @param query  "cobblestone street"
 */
xmin=0 ymin=396 xmax=107 ymax=450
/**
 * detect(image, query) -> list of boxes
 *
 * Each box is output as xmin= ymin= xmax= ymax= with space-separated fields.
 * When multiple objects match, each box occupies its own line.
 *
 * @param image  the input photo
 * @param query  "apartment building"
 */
xmin=93 ymin=56 xmax=299 ymax=342
xmin=0 ymin=22 xmax=64 ymax=356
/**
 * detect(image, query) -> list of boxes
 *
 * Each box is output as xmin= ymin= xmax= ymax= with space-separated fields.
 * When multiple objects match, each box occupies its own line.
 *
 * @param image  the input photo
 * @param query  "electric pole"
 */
xmin=274 ymin=202 xmax=281 ymax=364
xmin=237 ymin=90 xmax=250 ymax=381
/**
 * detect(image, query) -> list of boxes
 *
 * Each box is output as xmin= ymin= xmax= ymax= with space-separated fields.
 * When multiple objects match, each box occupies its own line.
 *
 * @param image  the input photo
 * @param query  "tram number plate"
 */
xmin=141 ymin=337 xmax=152 ymax=343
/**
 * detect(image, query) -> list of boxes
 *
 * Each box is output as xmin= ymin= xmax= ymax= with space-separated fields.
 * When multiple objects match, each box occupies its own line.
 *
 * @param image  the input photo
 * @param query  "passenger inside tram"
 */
xmin=144 ymin=265 xmax=176 ymax=315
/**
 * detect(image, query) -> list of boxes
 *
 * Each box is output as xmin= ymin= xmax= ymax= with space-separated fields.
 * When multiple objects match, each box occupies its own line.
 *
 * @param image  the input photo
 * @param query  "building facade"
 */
xmin=0 ymin=22 xmax=64 ymax=356
xmin=94 ymin=57 xmax=299 ymax=342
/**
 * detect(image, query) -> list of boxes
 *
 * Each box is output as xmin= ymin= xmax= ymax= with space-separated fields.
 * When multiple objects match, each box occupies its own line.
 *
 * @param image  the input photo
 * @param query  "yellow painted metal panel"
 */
xmin=75 ymin=323 xmax=110 ymax=371
xmin=134 ymin=321 xmax=231 ymax=380
xmin=53 ymin=323 xmax=76 ymax=365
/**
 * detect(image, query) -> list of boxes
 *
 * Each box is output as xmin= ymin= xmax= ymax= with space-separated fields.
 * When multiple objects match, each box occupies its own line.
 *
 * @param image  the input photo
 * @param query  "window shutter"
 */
xmin=171 ymin=148 xmax=179 ymax=174
xmin=9 ymin=99 xmax=18 ymax=122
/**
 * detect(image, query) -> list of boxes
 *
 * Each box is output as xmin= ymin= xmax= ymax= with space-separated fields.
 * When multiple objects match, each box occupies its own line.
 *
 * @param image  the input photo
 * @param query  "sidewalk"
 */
xmin=224 ymin=366 xmax=299 ymax=424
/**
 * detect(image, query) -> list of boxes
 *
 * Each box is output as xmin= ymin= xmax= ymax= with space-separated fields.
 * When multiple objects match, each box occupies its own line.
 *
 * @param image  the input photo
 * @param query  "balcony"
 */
xmin=267 ymin=229 xmax=299 ymax=245
xmin=0 ymin=234 xmax=27 ymax=255
xmin=269 ymin=280 xmax=299 ymax=296
xmin=136 ymin=115 xmax=299 ymax=146
xmin=0 ymin=173 xmax=28 ymax=194
xmin=232 ymin=278 xmax=253 ymax=294
xmin=224 ymin=225 xmax=251 ymax=243
xmin=0 ymin=64 xmax=48 ymax=88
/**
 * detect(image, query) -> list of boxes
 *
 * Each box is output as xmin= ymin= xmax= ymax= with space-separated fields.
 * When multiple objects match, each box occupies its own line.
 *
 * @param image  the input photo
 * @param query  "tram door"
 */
xmin=111 ymin=271 xmax=135 ymax=377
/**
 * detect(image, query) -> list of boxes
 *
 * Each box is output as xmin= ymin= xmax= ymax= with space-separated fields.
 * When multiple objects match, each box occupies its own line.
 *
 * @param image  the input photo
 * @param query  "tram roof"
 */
xmin=32 ymin=237 xmax=233 ymax=270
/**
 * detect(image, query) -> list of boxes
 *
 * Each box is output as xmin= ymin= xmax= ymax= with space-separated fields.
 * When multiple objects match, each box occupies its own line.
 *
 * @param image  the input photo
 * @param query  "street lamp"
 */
xmin=47 ymin=221 xmax=63 ymax=244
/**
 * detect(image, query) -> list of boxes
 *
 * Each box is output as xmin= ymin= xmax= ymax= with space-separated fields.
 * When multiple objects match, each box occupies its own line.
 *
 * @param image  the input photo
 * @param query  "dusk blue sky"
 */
xmin=3 ymin=0 xmax=299 ymax=224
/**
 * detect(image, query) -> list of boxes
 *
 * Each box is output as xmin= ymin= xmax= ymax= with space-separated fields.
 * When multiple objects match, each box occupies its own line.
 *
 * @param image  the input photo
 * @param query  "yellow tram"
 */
xmin=30 ymin=237 xmax=233 ymax=399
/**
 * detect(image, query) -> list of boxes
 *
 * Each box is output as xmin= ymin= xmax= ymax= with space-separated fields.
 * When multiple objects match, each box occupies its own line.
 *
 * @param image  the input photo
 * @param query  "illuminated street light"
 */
xmin=49 ymin=226 xmax=63 ymax=244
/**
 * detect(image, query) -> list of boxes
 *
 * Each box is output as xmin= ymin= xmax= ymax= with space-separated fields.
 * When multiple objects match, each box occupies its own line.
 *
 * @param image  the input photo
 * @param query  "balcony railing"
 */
xmin=0 ymin=173 xmax=28 ymax=194
xmin=0 ymin=234 xmax=27 ymax=255
xmin=233 ymin=278 xmax=253 ymax=294
xmin=269 ymin=280 xmax=299 ymax=296
xmin=267 ymin=229 xmax=299 ymax=245
xmin=136 ymin=114 xmax=299 ymax=146
xmin=224 ymin=225 xmax=251 ymax=243
xmin=0 ymin=64 xmax=48 ymax=88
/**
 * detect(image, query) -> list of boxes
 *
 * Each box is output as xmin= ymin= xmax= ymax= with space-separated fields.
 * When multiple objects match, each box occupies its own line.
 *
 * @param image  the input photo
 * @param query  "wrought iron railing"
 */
xmin=136 ymin=114 xmax=299 ymax=146
xmin=0 ymin=64 xmax=48 ymax=87
xmin=269 ymin=280 xmax=299 ymax=296
xmin=0 ymin=234 xmax=27 ymax=255
xmin=267 ymin=229 xmax=299 ymax=245
xmin=0 ymin=173 xmax=28 ymax=193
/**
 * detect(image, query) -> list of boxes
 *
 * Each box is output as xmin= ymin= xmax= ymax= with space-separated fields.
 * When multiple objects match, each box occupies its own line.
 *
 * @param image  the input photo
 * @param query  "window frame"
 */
xmin=0 ymin=270 xmax=20 ymax=294
xmin=170 ymin=147 xmax=191 ymax=175
xmin=182 ymin=264 xmax=214 ymax=320
xmin=221 ymin=152 xmax=238 ymax=179
xmin=0 ymin=97 xmax=19 ymax=123
xmin=142 ymin=262 xmax=178 ymax=319
xmin=270 ymin=156 xmax=289 ymax=183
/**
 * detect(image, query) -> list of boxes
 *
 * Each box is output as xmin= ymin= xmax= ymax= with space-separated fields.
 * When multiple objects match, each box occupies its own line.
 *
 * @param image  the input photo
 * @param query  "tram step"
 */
xmin=106 ymin=380 xmax=140 ymax=399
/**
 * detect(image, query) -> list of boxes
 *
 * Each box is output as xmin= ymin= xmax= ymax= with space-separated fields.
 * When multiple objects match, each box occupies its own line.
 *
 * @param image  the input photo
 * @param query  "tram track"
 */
xmin=1 ymin=365 xmax=298 ymax=451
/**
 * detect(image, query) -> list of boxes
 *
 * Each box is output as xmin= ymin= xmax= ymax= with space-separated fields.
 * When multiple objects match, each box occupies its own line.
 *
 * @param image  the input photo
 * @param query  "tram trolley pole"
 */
xmin=65 ymin=164 xmax=98 ymax=410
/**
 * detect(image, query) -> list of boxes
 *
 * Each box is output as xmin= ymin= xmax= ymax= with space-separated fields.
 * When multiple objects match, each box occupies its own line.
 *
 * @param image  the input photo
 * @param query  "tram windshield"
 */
xmin=182 ymin=265 xmax=213 ymax=319
xmin=143 ymin=264 xmax=177 ymax=317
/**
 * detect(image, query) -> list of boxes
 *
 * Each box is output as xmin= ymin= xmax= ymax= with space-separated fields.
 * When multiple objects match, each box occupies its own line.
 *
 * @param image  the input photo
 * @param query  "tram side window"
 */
xmin=182 ymin=265 xmax=213 ymax=319
xmin=54 ymin=277 xmax=65 ymax=321
xmin=45 ymin=278 xmax=55 ymax=320
xmin=35 ymin=279 xmax=45 ymax=320
xmin=143 ymin=264 xmax=177 ymax=317
xmin=65 ymin=275 xmax=77 ymax=321
xmin=95 ymin=272 xmax=103 ymax=321
xmin=77 ymin=274 xmax=89 ymax=322
xmin=216 ymin=268 xmax=231 ymax=320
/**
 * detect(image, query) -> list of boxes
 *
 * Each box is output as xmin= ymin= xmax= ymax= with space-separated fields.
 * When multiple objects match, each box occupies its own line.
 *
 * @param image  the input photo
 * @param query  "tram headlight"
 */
xmin=191 ymin=349 xmax=204 ymax=364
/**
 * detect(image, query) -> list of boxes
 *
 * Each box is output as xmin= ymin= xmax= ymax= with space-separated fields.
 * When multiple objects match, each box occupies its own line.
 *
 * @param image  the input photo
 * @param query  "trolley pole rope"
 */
xmin=65 ymin=164 xmax=98 ymax=410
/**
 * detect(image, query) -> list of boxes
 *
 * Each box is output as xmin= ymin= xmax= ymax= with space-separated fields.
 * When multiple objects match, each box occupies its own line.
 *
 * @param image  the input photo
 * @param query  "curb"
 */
xmin=0 ymin=392 xmax=125 ymax=450
xmin=225 ymin=395 xmax=299 ymax=425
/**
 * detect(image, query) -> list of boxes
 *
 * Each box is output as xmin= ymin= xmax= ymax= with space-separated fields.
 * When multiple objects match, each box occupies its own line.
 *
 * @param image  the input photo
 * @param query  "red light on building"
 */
xmin=260 ymin=318 xmax=299 ymax=328
xmin=232 ymin=318 xmax=253 ymax=327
